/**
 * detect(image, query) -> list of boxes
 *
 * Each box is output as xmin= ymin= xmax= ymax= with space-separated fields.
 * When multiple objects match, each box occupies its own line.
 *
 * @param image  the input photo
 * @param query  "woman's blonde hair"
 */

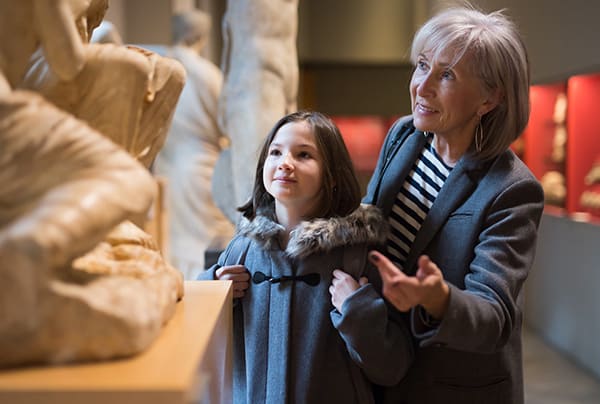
xmin=411 ymin=5 xmax=530 ymax=160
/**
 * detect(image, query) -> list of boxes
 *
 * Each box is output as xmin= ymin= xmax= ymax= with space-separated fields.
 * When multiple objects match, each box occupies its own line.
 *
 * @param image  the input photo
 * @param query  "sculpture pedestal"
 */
xmin=0 ymin=281 xmax=232 ymax=404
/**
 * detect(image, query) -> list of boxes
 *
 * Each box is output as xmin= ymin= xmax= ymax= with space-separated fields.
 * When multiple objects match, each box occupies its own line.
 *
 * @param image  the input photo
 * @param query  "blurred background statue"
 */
xmin=90 ymin=20 xmax=124 ymax=45
xmin=0 ymin=0 xmax=184 ymax=367
xmin=153 ymin=9 xmax=234 ymax=280
xmin=212 ymin=0 xmax=300 ymax=222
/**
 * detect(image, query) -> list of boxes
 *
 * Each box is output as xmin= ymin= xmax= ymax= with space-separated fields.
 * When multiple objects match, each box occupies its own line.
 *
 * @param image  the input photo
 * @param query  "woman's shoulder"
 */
xmin=492 ymin=149 xmax=542 ymax=185
xmin=478 ymin=150 xmax=544 ymax=203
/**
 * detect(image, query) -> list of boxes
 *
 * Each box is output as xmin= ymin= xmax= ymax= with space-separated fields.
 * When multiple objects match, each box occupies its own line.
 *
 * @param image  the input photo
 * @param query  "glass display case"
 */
xmin=566 ymin=73 xmax=600 ymax=221
xmin=523 ymin=82 xmax=568 ymax=209
xmin=523 ymin=73 xmax=600 ymax=223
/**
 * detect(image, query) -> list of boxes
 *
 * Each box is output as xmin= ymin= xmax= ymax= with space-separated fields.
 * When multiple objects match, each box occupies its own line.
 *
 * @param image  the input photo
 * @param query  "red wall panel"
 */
xmin=523 ymin=82 xmax=567 ymax=181
xmin=567 ymin=73 xmax=600 ymax=219
xmin=331 ymin=116 xmax=386 ymax=172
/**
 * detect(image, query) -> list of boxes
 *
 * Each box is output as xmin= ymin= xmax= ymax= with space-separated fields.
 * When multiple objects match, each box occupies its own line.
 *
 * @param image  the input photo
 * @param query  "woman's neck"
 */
xmin=433 ymin=132 xmax=474 ymax=166
xmin=432 ymin=117 xmax=479 ymax=166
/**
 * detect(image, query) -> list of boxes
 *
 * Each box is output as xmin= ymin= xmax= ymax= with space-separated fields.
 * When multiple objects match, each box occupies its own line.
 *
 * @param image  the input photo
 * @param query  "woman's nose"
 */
xmin=416 ymin=73 xmax=434 ymax=96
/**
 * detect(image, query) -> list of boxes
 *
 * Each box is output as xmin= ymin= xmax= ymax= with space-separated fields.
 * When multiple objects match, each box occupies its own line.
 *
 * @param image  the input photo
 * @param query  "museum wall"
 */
xmin=471 ymin=0 xmax=600 ymax=84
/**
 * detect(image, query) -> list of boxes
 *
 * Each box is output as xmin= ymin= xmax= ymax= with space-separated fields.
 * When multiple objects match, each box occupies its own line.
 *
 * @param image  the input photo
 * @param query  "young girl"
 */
xmin=199 ymin=111 xmax=411 ymax=403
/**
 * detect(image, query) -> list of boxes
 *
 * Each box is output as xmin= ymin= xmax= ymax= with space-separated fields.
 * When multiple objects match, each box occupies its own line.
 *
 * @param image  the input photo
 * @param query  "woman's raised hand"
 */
xmin=368 ymin=251 xmax=449 ymax=320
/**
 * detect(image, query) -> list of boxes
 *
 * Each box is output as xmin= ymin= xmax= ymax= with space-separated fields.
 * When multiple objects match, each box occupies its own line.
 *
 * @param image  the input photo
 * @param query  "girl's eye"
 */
xmin=298 ymin=151 xmax=312 ymax=159
xmin=268 ymin=148 xmax=281 ymax=156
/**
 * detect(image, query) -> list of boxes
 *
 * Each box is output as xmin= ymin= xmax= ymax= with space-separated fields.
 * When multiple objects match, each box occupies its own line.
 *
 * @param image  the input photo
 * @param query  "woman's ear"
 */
xmin=479 ymin=88 xmax=503 ymax=116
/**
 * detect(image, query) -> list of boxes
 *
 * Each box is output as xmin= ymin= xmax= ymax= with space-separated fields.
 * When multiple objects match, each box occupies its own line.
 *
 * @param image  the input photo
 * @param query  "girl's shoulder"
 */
xmin=287 ymin=205 xmax=388 ymax=259
xmin=218 ymin=233 xmax=253 ymax=266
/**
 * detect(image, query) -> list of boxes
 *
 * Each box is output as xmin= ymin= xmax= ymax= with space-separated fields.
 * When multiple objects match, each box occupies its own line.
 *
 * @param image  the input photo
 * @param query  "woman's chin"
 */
xmin=413 ymin=119 xmax=434 ymax=133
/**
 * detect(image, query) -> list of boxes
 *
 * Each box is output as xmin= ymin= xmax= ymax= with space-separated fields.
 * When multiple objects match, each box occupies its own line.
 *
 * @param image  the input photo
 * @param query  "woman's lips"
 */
xmin=416 ymin=102 xmax=437 ymax=113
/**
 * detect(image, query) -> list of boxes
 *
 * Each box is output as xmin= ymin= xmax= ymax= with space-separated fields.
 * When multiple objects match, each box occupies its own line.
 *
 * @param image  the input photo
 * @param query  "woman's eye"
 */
xmin=441 ymin=70 xmax=454 ymax=80
xmin=268 ymin=149 xmax=281 ymax=156
xmin=417 ymin=60 xmax=428 ymax=71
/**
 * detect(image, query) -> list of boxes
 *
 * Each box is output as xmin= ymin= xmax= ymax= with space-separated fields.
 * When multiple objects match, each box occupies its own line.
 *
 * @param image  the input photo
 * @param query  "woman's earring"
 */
xmin=475 ymin=117 xmax=484 ymax=153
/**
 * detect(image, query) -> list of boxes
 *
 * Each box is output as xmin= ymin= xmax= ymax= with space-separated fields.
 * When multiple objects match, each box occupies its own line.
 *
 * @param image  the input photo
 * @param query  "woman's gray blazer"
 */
xmin=363 ymin=117 xmax=544 ymax=404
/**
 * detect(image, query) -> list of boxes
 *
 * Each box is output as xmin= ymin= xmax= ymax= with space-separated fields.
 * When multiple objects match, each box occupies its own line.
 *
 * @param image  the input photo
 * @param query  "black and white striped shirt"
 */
xmin=387 ymin=134 xmax=452 ymax=269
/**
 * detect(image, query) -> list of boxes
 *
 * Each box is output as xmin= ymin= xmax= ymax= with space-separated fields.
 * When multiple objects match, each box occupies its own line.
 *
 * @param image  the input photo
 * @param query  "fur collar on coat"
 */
xmin=237 ymin=204 xmax=388 ymax=259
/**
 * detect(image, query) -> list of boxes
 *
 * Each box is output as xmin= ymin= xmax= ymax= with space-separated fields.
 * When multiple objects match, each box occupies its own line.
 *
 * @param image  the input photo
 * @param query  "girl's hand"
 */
xmin=369 ymin=251 xmax=449 ymax=319
xmin=329 ymin=269 xmax=368 ymax=313
xmin=216 ymin=265 xmax=250 ymax=298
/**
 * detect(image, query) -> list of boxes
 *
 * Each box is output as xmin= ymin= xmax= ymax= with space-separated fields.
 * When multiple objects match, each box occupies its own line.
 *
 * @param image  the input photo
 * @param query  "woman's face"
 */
xmin=263 ymin=121 xmax=324 ymax=219
xmin=410 ymin=49 xmax=493 ymax=143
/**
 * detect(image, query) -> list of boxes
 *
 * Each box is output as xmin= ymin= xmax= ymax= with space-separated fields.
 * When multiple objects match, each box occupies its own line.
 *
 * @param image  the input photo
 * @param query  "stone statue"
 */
xmin=153 ymin=9 xmax=235 ymax=279
xmin=0 ymin=0 xmax=184 ymax=367
xmin=213 ymin=0 xmax=300 ymax=221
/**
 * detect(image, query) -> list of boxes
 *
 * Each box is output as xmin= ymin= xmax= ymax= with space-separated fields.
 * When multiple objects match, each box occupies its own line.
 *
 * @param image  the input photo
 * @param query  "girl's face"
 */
xmin=410 ymin=49 xmax=495 ymax=143
xmin=263 ymin=121 xmax=325 ymax=219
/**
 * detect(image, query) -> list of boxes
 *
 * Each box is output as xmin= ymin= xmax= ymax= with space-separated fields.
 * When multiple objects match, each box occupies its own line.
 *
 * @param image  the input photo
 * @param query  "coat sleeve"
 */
xmin=411 ymin=175 xmax=544 ymax=353
xmin=196 ymin=233 xmax=248 ymax=280
xmin=330 ymin=271 xmax=414 ymax=386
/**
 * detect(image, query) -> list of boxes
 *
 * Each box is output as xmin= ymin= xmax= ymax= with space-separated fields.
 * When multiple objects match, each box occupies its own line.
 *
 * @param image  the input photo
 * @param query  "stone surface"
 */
xmin=0 ymin=0 xmax=183 ymax=368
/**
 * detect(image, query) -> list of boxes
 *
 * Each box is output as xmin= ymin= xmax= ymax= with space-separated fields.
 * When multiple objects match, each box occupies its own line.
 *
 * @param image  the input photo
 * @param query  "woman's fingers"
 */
xmin=369 ymin=250 xmax=405 ymax=282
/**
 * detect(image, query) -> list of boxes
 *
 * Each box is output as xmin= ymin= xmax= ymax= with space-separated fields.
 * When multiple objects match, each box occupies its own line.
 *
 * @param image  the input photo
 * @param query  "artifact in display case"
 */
xmin=0 ymin=0 xmax=184 ymax=368
xmin=580 ymin=159 xmax=600 ymax=211
xmin=540 ymin=170 xmax=567 ymax=207
xmin=524 ymin=82 xmax=568 ymax=208
xmin=551 ymin=92 xmax=567 ymax=163
xmin=566 ymin=72 xmax=600 ymax=221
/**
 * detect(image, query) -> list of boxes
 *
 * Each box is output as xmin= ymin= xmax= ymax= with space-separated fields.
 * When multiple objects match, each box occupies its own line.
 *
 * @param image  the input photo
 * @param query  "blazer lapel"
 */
xmin=403 ymin=154 xmax=487 ymax=275
xmin=377 ymin=131 xmax=429 ymax=216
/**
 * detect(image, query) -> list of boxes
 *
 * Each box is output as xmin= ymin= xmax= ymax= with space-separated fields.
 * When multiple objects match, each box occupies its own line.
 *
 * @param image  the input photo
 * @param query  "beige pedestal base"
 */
xmin=0 ymin=281 xmax=232 ymax=404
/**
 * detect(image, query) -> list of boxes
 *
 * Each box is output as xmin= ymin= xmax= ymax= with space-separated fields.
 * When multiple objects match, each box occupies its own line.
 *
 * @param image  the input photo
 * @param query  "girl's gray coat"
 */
xmin=201 ymin=205 xmax=413 ymax=404
xmin=364 ymin=117 xmax=544 ymax=404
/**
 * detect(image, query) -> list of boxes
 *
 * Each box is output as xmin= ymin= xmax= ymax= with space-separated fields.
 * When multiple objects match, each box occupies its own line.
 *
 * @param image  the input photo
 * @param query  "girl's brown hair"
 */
xmin=238 ymin=110 xmax=361 ymax=220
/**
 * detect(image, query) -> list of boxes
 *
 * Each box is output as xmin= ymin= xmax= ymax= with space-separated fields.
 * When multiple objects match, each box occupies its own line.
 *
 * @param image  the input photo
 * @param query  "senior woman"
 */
xmin=331 ymin=5 xmax=544 ymax=404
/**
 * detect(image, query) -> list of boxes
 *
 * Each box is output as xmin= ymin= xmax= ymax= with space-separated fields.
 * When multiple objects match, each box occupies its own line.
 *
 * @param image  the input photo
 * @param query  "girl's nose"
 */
xmin=278 ymin=153 xmax=293 ymax=170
